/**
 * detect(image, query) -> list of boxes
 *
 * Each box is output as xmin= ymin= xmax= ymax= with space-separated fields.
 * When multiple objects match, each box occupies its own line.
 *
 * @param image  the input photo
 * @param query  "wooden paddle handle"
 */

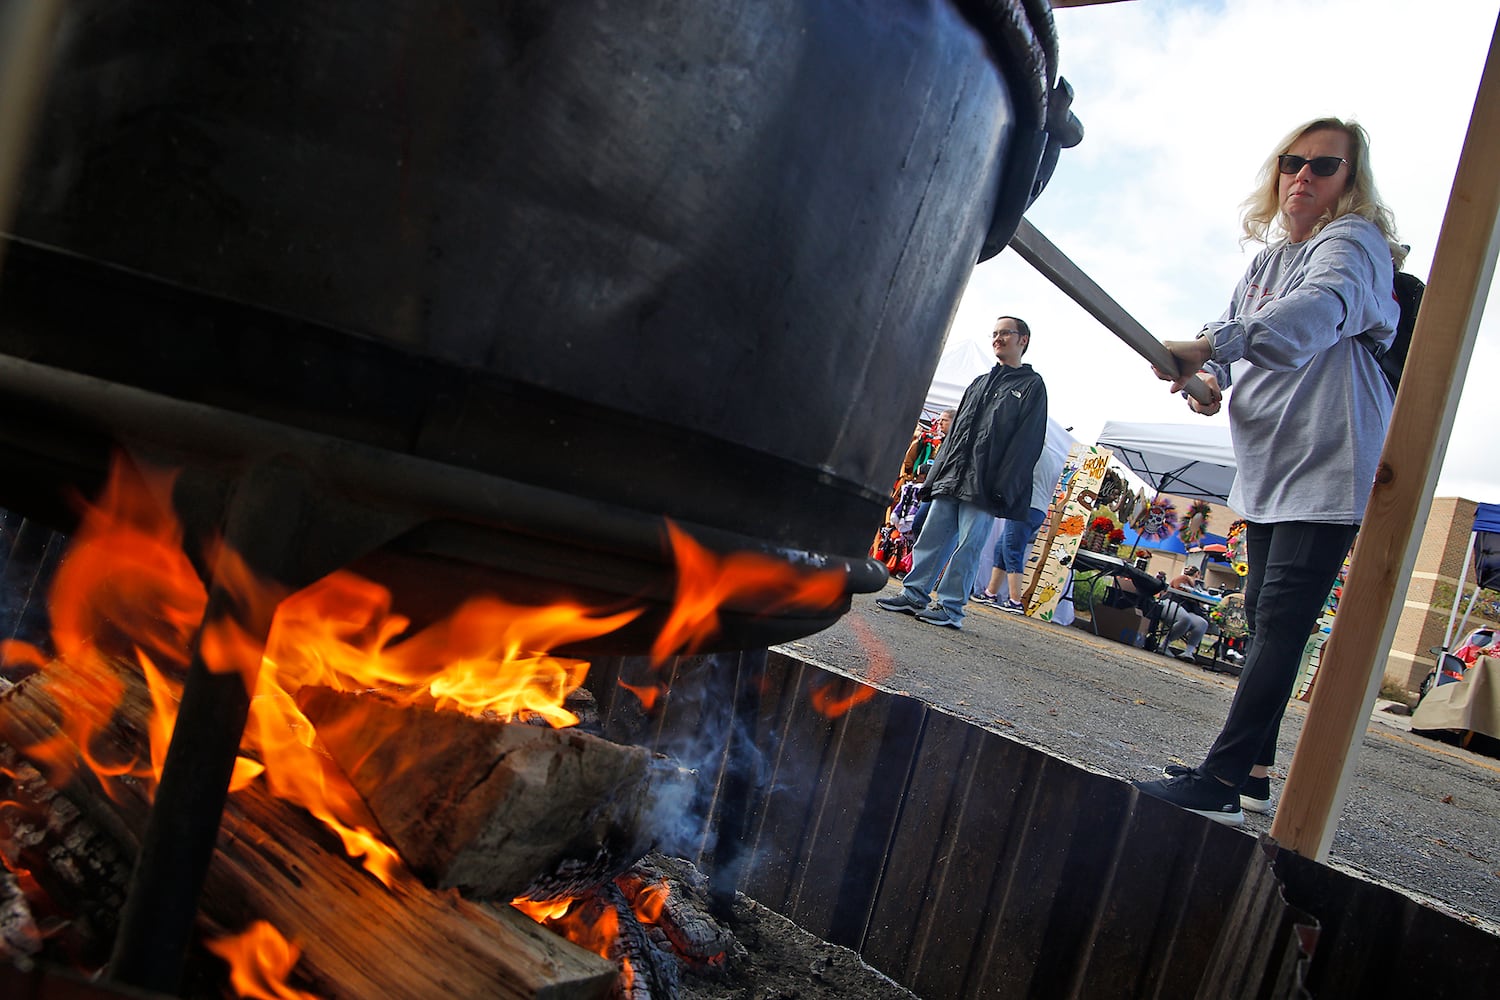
xmin=1009 ymin=218 xmax=1216 ymax=406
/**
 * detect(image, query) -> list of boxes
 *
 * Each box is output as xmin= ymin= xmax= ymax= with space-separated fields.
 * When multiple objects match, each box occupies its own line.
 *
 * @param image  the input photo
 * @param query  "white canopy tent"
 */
xmin=920 ymin=338 xmax=998 ymax=422
xmin=1095 ymin=420 xmax=1237 ymax=504
xmin=922 ymin=338 xmax=1080 ymax=463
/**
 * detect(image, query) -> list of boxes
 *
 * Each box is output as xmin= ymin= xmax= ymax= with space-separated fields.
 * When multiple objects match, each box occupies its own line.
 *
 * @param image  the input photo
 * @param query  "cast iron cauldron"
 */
xmin=0 ymin=0 xmax=1078 ymax=646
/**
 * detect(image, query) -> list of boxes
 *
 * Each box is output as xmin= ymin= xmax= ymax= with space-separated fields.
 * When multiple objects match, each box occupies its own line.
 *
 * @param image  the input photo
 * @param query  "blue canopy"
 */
xmin=1122 ymin=528 xmax=1229 ymax=557
xmin=1474 ymin=503 xmax=1500 ymax=590
xmin=1475 ymin=502 xmax=1500 ymax=535
xmin=1122 ymin=525 xmax=1186 ymax=554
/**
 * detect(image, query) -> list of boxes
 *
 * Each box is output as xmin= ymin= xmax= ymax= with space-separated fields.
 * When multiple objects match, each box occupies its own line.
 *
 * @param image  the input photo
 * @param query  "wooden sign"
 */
xmin=1023 ymin=444 xmax=1112 ymax=620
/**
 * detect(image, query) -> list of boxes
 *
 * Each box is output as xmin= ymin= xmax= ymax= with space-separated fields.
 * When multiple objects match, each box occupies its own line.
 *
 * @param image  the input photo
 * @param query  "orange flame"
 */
xmin=204 ymin=921 xmax=321 ymax=1000
xmin=11 ymin=451 xmax=862 ymax=976
xmin=629 ymin=880 xmax=670 ymax=923
xmin=806 ymin=616 xmax=895 ymax=718
xmin=650 ymin=523 xmax=846 ymax=664
xmin=617 ymin=678 xmax=664 ymax=711
xmin=511 ymin=893 xmax=625 ymax=981
xmin=808 ymin=677 xmax=874 ymax=718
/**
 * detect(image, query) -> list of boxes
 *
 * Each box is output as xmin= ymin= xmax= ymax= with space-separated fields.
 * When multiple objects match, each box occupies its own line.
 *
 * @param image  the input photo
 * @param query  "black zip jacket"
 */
xmin=920 ymin=362 xmax=1047 ymax=519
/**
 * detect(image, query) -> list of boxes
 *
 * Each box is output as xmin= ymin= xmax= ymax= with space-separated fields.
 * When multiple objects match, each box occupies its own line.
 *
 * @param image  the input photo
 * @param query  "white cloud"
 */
xmin=945 ymin=0 xmax=1500 ymax=502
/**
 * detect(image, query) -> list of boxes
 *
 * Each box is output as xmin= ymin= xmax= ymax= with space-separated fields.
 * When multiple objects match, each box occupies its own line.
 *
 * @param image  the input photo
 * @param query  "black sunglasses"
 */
xmin=1277 ymin=154 xmax=1346 ymax=177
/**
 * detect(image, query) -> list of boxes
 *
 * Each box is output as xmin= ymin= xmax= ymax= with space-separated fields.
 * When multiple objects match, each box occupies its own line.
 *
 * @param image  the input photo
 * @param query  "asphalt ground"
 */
xmin=776 ymin=580 xmax=1500 ymax=936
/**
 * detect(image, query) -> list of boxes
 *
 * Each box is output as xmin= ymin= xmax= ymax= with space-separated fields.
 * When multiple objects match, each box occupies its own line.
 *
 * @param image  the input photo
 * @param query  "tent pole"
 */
xmin=1452 ymin=581 xmax=1483 ymax=648
xmin=1271 ymin=12 xmax=1500 ymax=861
xmin=1441 ymin=529 xmax=1478 ymax=651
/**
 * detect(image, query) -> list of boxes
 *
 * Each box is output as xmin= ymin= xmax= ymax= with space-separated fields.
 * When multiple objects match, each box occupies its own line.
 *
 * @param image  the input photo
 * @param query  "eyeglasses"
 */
xmin=1277 ymin=154 xmax=1346 ymax=177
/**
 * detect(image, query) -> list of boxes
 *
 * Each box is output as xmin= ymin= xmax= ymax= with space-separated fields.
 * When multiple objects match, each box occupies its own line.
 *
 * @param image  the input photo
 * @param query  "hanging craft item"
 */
xmin=1136 ymin=498 xmax=1179 ymax=542
xmin=1097 ymin=468 xmax=1125 ymax=508
xmin=1226 ymin=518 xmax=1249 ymax=575
xmin=1115 ymin=484 xmax=1138 ymax=526
xmin=1180 ymin=499 xmax=1212 ymax=548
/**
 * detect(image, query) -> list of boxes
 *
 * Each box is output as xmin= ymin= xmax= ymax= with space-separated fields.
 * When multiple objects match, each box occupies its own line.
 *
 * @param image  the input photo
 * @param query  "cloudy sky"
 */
xmin=944 ymin=0 xmax=1499 ymax=504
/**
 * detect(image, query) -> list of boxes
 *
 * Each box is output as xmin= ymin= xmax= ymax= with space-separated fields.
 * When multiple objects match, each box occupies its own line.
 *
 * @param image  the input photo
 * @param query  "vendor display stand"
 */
xmin=1023 ymin=443 xmax=1111 ymax=621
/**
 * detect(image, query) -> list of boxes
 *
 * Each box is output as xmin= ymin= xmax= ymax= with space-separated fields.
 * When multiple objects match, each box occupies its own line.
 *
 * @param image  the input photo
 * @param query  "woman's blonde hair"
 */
xmin=1240 ymin=117 xmax=1406 ymax=269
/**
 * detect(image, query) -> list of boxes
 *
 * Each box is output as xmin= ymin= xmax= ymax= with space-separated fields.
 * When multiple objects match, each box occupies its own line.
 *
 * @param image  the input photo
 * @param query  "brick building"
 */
xmin=1385 ymin=496 xmax=1500 ymax=696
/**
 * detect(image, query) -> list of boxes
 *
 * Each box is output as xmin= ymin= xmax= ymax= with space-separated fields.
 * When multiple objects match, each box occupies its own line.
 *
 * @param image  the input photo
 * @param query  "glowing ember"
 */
xmin=204 ymin=921 xmax=320 ymax=1000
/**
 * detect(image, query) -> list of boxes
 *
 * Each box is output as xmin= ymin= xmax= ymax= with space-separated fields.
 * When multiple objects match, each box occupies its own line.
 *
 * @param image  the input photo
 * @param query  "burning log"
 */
xmin=1 ymin=871 xmax=41 ymax=963
xmin=0 ymin=657 xmax=618 ymax=999
xmin=297 ymin=686 xmax=688 ymax=903
xmin=615 ymin=856 xmax=743 ymax=976
xmin=520 ymin=854 xmax=747 ymax=1000
xmin=0 ymin=745 xmax=131 ymax=969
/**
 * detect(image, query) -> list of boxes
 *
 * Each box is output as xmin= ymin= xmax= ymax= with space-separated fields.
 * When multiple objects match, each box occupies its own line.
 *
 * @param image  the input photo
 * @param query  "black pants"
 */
xmin=1200 ymin=520 xmax=1358 ymax=786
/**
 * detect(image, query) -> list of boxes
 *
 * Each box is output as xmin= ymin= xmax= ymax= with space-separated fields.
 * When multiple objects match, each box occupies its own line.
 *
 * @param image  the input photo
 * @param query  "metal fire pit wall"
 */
xmin=584 ymin=651 xmax=1500 ymax=998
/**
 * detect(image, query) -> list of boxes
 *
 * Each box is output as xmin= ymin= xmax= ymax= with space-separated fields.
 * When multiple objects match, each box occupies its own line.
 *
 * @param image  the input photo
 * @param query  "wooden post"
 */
xmin=1270 ymin=14 xmax=1500 ymax=859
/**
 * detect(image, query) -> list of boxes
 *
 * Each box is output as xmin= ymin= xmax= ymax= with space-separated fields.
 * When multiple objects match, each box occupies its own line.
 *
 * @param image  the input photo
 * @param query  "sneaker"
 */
xmin=1163 ymin=764 xmax=1273 ymax=816
xmin=1133 ymin=771 xmax=1244 ymax=826
xmin=971 ymin=591 xmax=998 ymax=606
xmin=1176 ymin=649 xmax=1199 ymax=663
xmin=875 ymin=593 xmax=925 ymax=615
xmin=1240 ymin=774 xmax=1273 ymax=814
xmin=1000 ymin=599 xmax=1025 ymax=614
xmin=914 ymin=605 xmax=963 ymax=629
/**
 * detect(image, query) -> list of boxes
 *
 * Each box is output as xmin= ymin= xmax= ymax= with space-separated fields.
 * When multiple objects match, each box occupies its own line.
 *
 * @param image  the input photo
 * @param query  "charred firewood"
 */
xmin=298 ymin=686 xmax=691 ymax=903
xmin=0 ymin=870 xmax=41 ymax=962
xmin=615 ymin=855 xmax=744 ymax=976
xmin=0 ymin=656 xmax=620 ymax=999
xmin=0 ymin=744 xmax=130 ymax=970
xmin=596 ymin=880 xmax=679 ymax=1000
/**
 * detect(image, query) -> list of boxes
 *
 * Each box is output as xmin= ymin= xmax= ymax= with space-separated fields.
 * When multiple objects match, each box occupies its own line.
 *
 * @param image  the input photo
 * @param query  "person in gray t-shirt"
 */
xmin=1134 ymin=117 xmax=1405 ymax=827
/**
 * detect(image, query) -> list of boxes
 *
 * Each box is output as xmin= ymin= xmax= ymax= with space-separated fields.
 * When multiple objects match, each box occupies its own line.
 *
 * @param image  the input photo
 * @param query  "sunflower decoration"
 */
xmin=1226 ymin=518 xmax=1249 ymax=575
xmin=1135 ymin=497 xmax=1179 ymax=542
xmin=1179 ymin=500 xmax=1212 ymax=548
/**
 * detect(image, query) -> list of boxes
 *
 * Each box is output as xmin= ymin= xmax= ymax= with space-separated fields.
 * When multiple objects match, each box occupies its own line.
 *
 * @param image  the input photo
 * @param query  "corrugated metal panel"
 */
xmin=584 ymin=649 xmax=1500 ymax=998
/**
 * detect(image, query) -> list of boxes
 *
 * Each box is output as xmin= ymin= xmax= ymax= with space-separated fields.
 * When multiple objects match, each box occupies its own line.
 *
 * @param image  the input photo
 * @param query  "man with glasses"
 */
xmin=876 ymin=316 xmax=1048 ymax=629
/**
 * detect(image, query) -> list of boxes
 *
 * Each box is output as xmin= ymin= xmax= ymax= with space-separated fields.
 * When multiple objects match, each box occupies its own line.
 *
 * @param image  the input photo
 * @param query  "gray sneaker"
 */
xmin=875 ymin=593 xmax=925 ymax=615
xmin=914 ymin=605 xmax=962 ymax=629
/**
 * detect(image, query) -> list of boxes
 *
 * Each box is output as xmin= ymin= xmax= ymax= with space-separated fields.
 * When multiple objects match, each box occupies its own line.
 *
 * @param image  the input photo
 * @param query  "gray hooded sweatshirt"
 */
xmin=1203 ymin=215 xmax=1398 ymax=524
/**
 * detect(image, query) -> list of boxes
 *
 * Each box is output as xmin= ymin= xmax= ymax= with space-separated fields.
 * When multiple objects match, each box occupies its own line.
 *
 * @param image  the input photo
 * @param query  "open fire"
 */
xmin=0 ymin=453 xmax=886 ymax=998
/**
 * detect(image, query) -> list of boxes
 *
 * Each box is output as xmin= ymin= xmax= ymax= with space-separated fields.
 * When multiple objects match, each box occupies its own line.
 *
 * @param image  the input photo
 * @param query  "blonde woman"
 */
xmin=1137 ymin=118 xmax=1403 ymax=825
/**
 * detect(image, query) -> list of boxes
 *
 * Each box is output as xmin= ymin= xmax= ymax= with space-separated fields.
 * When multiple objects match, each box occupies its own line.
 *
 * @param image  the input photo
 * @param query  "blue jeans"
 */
xmin=1200 ymin=520 xmax=1358 ymax=784
xmin=992 ymin=506 xmax=1048 ymax=573
xmin=900 ymin=496 xmax=992 ymax=624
